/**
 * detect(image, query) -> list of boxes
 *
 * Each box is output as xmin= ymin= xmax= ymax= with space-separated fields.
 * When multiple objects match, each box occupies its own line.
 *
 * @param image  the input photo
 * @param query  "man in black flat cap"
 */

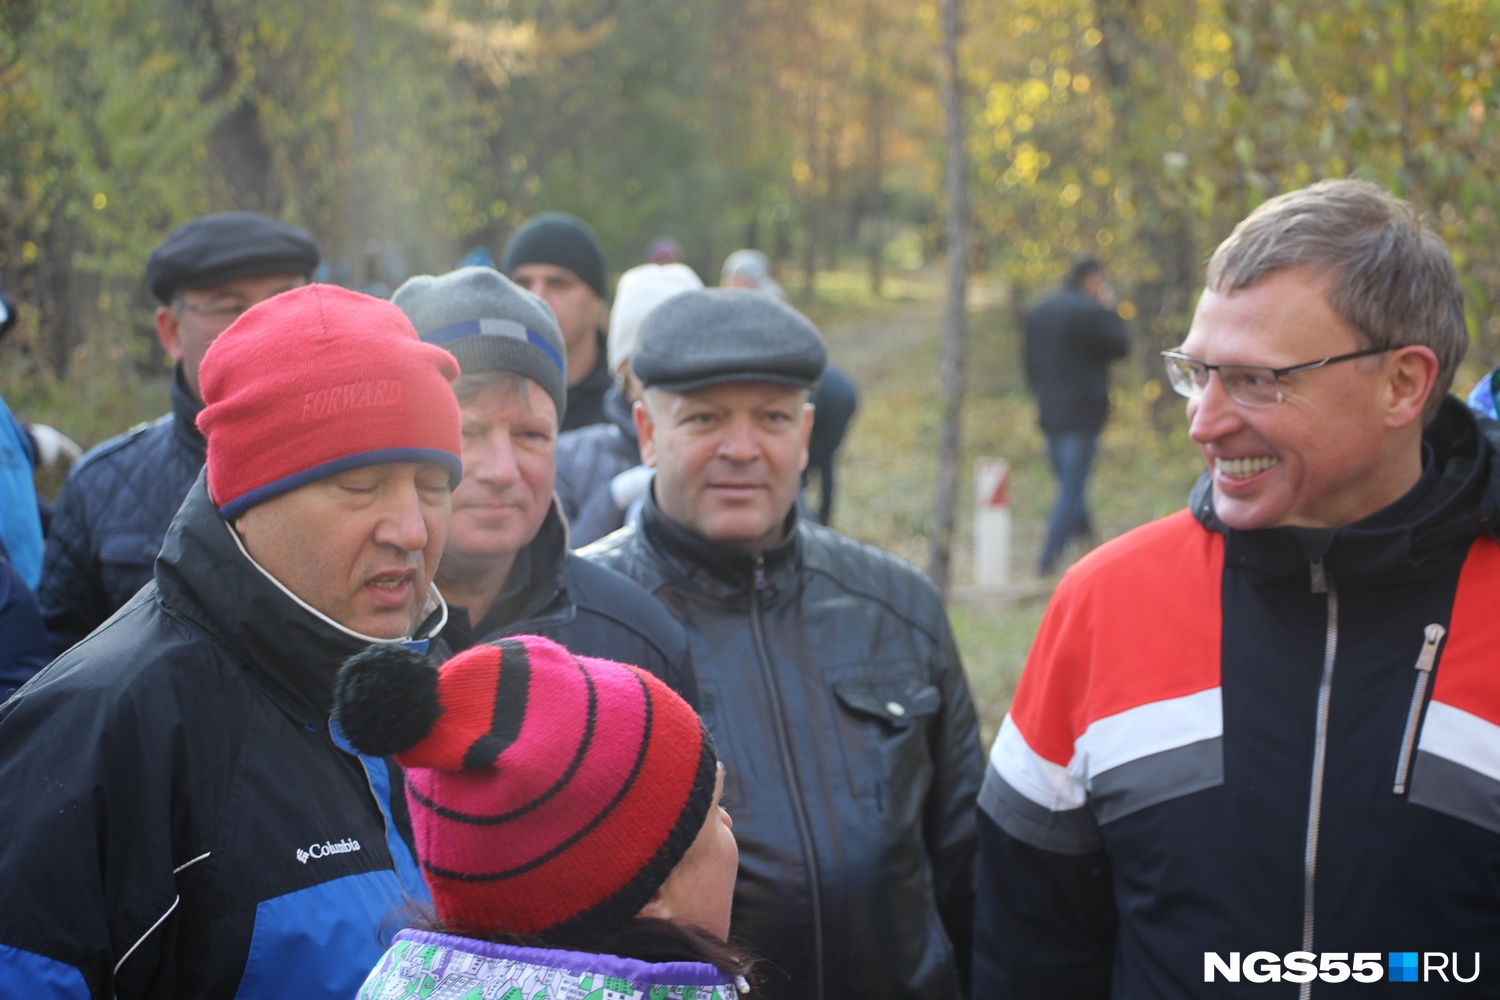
xmin=38 ymin=211 xmax=318 ymax=651
xmin=581 ymin=289 xmax=984 ymax=1000
xmin=502 ymin=212 xmax=613 ymax=432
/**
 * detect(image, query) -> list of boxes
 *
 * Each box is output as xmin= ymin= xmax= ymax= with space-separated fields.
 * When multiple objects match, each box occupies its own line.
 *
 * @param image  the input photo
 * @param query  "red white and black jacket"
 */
xmin=974 ymin=398 xmax=1500 ymax=998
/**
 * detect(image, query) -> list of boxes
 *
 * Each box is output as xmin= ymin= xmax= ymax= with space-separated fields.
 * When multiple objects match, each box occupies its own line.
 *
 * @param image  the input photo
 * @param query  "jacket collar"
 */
xmin=170 ymin=364 xmax=207 ymax=462
xmin=154 ymin=472 xmax=445 ymax=721
xmin=638 ymin=486 xmax=801 ymax=600
xmin=454 ymin=498 xmax=575 ymax=645
xmin=1192 ymin=396 xmax=1500 ymax=587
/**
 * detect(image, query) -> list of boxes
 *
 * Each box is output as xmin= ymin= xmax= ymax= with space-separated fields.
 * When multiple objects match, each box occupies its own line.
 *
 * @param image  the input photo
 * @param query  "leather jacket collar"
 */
xmin=638 ymin=487 xmax=801 ymax=603
xmin=170 ymin=364 xmax=207 ymax=463
xmin=154 ymin=472 xmax=444 ymax=721
xmin=1192 ymin=396 xmax=1500 ymax=588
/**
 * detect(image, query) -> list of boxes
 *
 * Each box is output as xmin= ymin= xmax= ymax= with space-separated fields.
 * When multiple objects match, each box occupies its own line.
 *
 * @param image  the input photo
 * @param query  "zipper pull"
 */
xmin=1309 ymin=557 xmax=1327 ymax=594
xmin=753 ymin=555 xmax=768 ymax=591
xmin=1393 ymin=623 xmax=1447 ymax=795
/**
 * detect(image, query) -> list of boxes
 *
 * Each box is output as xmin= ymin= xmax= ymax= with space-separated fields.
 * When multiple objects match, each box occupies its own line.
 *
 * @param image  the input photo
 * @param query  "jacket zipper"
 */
xmin=1392 ymin=624 xmax=1446 ymax=795
xmin=748 ymin=555 xmax=826 ymax=1000
xmin=1300 ymin=557 xmax=1338 ymax=1000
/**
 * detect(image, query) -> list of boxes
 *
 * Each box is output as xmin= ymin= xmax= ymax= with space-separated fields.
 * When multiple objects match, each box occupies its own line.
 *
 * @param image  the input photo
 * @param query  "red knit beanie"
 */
xmin=196 ymin=284 xmax=464 ymax=520
xmin=333 ymin=635 xmax=717 ymax=943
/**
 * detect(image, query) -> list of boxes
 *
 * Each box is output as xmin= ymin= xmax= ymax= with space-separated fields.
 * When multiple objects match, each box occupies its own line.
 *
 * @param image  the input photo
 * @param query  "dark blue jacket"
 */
xmin=0 ymin=554 xmax=50 ymax=699
xmin=38 ymin=367 xmax=204 ymax=652
xmin=0 ymin=473 xmax=433 ymax=999
xmin=441 ymin=498 xmax=698 ymax=709
xmin=1023 ymin=286 xmax=1129 ymax=435
xmin=555 ymin=387 xmax=642 ymax=547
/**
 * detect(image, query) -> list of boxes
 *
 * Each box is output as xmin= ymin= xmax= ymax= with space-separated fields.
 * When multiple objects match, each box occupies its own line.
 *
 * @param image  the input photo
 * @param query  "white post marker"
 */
xmin=974 ymin=457 xmax=1012 ymax=587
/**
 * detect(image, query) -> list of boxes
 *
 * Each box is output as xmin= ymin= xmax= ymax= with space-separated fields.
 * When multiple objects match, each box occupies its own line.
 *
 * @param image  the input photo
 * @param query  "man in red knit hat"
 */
xmin=0 ymin=285 xmax=464 ymax=1000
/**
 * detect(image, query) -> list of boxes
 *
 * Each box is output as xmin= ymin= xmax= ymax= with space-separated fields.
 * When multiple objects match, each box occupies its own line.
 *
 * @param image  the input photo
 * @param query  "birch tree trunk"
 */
xmin=927 ymin=0 xmax=967 ymax=596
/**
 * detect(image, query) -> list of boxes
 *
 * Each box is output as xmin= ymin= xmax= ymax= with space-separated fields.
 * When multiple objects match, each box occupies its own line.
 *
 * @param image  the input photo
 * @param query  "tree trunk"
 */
xmin=927 ymin=0 xmax=967 ymax=596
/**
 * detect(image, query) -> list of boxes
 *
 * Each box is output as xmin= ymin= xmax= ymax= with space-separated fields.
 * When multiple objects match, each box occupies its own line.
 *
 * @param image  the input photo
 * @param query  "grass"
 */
xmin=819 ymin=269 xmax=1206 ymax=746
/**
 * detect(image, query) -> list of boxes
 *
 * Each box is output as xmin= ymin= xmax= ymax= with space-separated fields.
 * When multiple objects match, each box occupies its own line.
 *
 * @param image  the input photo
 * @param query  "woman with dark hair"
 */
xmin=335 ymin=633 xmax=751 ymax=998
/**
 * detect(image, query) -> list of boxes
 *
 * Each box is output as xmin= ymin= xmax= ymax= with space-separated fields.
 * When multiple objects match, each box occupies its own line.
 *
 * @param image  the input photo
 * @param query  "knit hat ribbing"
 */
xmin=392 ymin=267 xmax=568 ymax=422
xmin=334 ymin=635 xmax=716 ymax=943
xmin=197 ymin=284 xmax=464 ymax=520
xmin=502 ymin=213 xmax=609 ymax=300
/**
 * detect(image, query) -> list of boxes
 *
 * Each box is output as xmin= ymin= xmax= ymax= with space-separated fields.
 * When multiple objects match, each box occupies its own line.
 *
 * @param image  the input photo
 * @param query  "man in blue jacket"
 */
xmin=38 ymin=212 xmax=318 ymax=652
xmin=0 ymin=284 xmax=463 ymax=999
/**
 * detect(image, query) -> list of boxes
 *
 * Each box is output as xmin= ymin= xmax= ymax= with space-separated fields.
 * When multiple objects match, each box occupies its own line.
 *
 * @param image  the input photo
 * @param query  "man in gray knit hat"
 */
xmin=581 ymin=288 xmax=982 ymax=1000
xmin=391 ymin=266 xmax=696 ymax=705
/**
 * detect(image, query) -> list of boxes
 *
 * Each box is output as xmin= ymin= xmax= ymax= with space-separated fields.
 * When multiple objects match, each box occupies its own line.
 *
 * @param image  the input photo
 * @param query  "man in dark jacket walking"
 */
xmin=392 ymin=266 xmax=697 ymax=706
xmin=38 ymin=212 xmax=318 ymax=651
xmin=0 ymin=285 xmax=463 ymax=999
xmin=582 ymin=289 xmax=984 ymax=1000
xmin=976 ymin=181 xmax=1500 ymax=998
xmin=1024 ymin=257 xmax=1129 ymax=574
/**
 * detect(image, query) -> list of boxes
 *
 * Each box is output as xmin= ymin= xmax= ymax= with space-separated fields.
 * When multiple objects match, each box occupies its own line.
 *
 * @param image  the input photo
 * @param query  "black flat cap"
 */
xmin=146 ymin=212 xmax=320 ymax=304
xmin=633 ymin=288 xmax=827 ymax=393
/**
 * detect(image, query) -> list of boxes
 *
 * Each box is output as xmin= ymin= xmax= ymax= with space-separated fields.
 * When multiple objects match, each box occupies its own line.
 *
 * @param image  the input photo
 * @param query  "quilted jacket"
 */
xmin=38 ymin=366 xmax=204 ymax=651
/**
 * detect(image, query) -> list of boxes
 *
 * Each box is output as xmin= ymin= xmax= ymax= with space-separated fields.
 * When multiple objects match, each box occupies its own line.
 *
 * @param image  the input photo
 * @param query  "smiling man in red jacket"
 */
xmin=975 ymin=179 xmax=1500 ymax=997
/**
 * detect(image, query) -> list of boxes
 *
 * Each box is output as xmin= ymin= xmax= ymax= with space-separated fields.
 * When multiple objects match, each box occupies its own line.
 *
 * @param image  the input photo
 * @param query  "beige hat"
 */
xmin=607 ymin=263 xmax=703 ymax=375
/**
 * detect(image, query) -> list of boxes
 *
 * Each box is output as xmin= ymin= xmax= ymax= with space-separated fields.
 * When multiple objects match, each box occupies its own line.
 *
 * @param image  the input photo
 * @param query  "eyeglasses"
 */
xmin=1161 ymin=347 xmax=1392 ymax=407
xmin=173 ymin=299 xmax=253 ymax=321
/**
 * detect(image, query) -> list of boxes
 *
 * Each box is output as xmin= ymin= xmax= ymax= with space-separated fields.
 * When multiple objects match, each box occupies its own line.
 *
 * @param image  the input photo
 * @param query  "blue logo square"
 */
xmin=1389 ymin=952 xmax=1419 ymax=983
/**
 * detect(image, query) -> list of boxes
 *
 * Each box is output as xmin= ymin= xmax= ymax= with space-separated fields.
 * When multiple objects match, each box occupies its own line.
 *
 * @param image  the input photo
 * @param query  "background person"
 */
xmin=336 ymin=634 xmax=751 ymax=998
xmin=583 ymin=288 xmax=982 ymax=1000
xmin=1023 ymin=255 xmax=1130 ymax=576
xmin=38 ymin=211 xmax=317 ymax=651
xmin=0 ymin=285 xmax=461 ymax=999
xmin=0 ymin=281 xmax=44 ymax=589
xmin=975 ymin=180 xmax=1500 ymax=998
xmin=503 ymin=212 xmax=613 ymax=431
xmin=556 ymin=261 xmax=703 ymax=545
xmin=392 ymin=266 xmax=698 ymax=705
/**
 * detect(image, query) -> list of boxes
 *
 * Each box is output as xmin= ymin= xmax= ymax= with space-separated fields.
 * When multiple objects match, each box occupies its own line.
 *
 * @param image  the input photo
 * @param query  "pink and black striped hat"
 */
xmin=334 ymin=634 xmax=717 ymax=943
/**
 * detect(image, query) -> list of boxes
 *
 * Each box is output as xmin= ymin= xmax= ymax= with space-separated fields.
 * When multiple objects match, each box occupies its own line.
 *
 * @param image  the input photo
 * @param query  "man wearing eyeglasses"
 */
xmin=975 ymin=179 xmax=1500 ymax=998
xmin=37 ymin=212 xmax=318 ymax=652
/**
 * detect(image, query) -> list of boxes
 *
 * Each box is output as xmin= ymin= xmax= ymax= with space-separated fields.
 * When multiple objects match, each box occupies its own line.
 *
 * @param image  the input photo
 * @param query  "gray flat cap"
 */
xmin=392 ymin=267 xmax=568 ymax=420
xmin=633 ymin=289 xmax=827 ymax=393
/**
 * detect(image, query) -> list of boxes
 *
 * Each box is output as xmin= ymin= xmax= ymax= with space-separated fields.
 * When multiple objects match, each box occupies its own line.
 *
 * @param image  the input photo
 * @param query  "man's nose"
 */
xmin=470 ymin=433 xmax=522 ymax=487
xmin=716 ymin=417 xmax=759 ymax=462
xmin=374 ymin=485 xmax=430 ymax=553
xmin=1187 ymin=371 xmax=1244 ymax=445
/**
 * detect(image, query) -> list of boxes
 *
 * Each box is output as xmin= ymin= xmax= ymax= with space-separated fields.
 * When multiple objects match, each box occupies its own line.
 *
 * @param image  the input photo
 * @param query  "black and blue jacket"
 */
xmin=974 ymin=399 xmax=1500 ymax=997
xmin=0 ymin=473 xmax=433 ymax=1000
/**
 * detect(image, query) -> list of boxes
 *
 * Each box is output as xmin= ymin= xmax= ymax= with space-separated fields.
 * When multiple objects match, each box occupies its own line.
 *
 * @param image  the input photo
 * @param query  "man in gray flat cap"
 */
xmin=581 ymin=288 xmax=983 ymax=1000
xmin=39 ymin=211 xmax=318 ymax=651
xmin=391 ymin=266 xmax=697 ymax=705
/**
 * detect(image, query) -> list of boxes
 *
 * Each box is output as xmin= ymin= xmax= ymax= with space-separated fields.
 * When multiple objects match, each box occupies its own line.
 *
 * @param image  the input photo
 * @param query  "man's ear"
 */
xmin=635 ymin=398 xmax=658 ymax=469
xmin=799 ymin=401 xmax=815 ymax=474
xmin=1385 ymin=345 xmax=1440 ymax=430
xmin=156 ymin=305 xmax=184 ymax=362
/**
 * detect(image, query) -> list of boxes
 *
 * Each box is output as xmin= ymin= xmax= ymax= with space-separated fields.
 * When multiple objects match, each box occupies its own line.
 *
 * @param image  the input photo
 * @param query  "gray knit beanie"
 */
xmin=392 ymin=267 xmax=568 ymax=421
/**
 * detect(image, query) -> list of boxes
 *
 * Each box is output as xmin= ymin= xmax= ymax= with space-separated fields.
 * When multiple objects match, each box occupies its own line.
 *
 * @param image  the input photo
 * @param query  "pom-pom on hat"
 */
xmin=333 ymin=635 xmax=717 ymax=944
xmin=197 ymin=284 xmax=464 ymax=520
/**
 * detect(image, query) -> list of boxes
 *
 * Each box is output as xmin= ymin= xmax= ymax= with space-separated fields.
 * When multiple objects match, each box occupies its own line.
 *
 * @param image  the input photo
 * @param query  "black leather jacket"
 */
xmin=38 ymin=366 xmax=205 ymax=651
xmin=581 ymin=495 xmax=984 ymax=1000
